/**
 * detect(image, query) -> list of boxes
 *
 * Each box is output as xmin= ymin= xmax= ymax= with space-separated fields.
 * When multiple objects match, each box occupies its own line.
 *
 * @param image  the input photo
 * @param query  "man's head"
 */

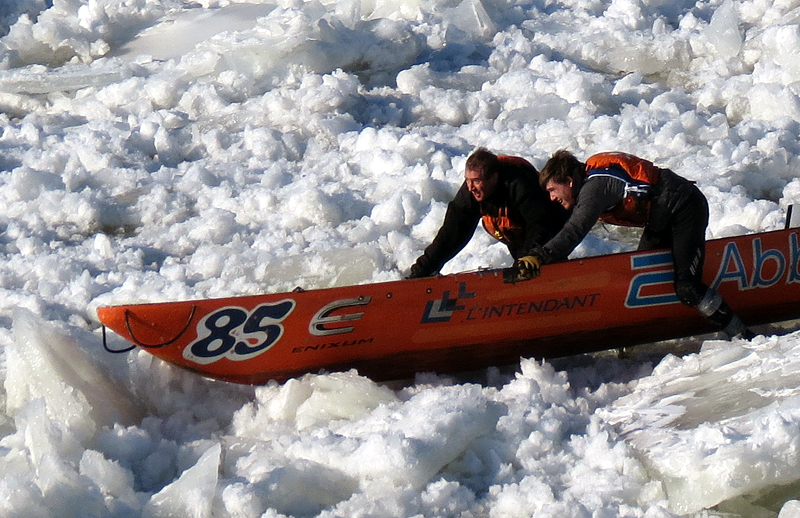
xmin=539 ymin=150 xmax=583 ymax=210
xmin=464 ymin=148 xmax=500 ymax=202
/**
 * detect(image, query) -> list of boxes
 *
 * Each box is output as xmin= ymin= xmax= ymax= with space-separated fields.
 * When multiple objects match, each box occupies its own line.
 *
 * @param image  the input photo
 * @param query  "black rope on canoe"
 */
xmin=124 ymin=305 xmax=198 ymax=349
xmin=102 ymin=324 xmax=136 ymax=353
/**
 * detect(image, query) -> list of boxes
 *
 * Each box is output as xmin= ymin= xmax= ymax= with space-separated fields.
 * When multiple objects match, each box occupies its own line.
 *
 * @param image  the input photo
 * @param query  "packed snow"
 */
xmin=2 ymin=0 xmax=800 ymax=516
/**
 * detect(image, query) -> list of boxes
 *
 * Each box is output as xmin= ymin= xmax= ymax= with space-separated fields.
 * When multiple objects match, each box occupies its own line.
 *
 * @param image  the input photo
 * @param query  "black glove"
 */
xmin=515 ymin=255 xmax=541 ymax=280
xmin=406 ymin=262 xmax=432 ymax=279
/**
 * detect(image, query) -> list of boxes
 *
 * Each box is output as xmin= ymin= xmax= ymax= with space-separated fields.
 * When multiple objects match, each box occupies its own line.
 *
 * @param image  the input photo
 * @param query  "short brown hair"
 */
xmin=465 ymin=147 xmax=499 ymax=179
xmin=539 ymin=149 xmax=583 ymax=189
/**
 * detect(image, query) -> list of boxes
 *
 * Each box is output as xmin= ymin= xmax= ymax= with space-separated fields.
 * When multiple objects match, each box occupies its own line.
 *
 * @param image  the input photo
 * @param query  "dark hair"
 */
xmin=539 ymin=149 xmax=583 ymax=189
xmin=465 ymin=147 xmax=499 ymax=179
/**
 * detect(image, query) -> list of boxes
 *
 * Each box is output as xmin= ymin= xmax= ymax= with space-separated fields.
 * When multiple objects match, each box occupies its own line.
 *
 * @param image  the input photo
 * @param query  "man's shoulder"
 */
xmin=498 ymin=155 xmax=537 ymax=172
xmin=504 ymin=168 xmax=545 ymax=195
xmin=585 ymin=167 xmax=629 ymax=183
xmin=499 ymin=157 xmax=540 ymax=183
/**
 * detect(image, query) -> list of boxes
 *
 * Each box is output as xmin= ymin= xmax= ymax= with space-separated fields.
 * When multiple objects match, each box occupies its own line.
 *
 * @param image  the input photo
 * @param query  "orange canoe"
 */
xmin=98 ymin=227 xmax=800 ymax=384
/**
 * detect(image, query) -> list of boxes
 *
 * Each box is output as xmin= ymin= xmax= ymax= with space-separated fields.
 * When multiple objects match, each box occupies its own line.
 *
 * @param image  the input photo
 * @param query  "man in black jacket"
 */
xmin=406 ymin=147 xmax=568 ymax=278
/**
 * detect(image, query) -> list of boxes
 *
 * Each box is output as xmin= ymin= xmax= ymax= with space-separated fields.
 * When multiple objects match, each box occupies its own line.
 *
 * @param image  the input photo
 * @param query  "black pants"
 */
xmin=637 ymin=185 xmax=742 ymax=333
xmin=637 ymin=184 xmax=709 ymax=304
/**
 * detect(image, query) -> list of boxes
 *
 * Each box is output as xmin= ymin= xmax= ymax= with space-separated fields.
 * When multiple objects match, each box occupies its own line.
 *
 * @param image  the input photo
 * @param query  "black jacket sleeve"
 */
xmin=507 ymin=177 xmax=570 ymax=259
xmin=537 ymin=176 xmax=625 ymax=264
xmin=410 ymin=183 xmax=480 ymax=276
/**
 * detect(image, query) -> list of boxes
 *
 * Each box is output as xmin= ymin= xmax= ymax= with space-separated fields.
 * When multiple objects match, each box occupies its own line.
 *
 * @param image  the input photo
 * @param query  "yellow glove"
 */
xmin=515 ymin=255 xmax=541 ymax=281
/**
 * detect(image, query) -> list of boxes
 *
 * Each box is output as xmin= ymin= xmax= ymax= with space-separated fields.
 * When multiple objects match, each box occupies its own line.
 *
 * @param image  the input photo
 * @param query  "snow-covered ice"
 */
xmin=2 ymin=0 xmax=800 ymax=516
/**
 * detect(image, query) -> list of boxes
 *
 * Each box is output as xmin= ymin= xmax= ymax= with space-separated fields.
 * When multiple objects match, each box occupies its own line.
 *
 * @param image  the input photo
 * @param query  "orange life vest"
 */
xmin=585 ymin=152 xmax=661 ymax=227
xmin=480 ymin=155 xmax=535 ymax=246
xmin=482 ymin=206 xmax=524 ymax=245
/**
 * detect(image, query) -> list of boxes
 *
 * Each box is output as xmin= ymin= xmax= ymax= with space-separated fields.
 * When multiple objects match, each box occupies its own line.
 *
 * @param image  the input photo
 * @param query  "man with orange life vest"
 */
xmin=518 ymin=149 xmax=753 ymax=339
xmin=406 ymin=147 xmax=569 ymax=279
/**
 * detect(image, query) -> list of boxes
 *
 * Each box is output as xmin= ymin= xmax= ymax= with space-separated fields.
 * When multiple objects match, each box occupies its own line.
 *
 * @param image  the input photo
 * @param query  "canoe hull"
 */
xmin=97 ymin=228 xmax=800 ymax=383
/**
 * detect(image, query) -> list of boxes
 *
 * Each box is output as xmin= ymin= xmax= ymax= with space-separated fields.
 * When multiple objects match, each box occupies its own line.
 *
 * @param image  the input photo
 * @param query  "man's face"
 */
xmin=465 ymin=167 xmax=498 ymax=202
xmin=546 ymin=178 xmax=575 ymax=210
